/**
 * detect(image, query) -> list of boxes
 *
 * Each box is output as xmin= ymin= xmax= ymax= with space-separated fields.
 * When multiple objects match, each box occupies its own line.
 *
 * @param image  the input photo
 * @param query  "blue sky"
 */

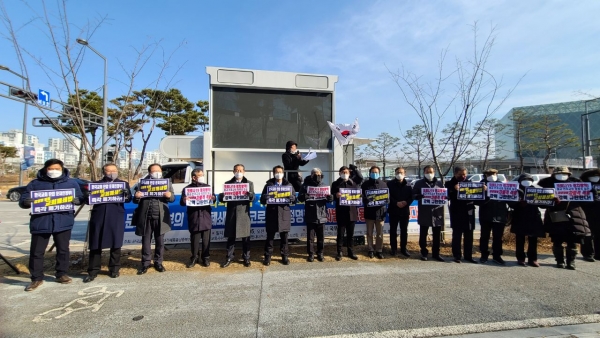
xmin=1 ymin=0 xmax=600 ymax=151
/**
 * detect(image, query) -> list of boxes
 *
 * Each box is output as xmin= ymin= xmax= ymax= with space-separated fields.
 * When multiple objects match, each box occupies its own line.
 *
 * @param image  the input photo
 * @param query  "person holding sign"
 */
xmin=580 ymin=169 xmax=600 ymax=262
xmin=412 ymin=165 xmax=445 ymax=261
xmin=282 ymin=140 xmax=309 ymax=192
xmin=331 ymin=166 xmax=360 ymax=261
xmin=507 ymin=173 xmax=545 ymax=267
xmin=538 ymin=166 xmax=591 ymax=270
xmin=445 ymin=167 xmax=477 ymax=264
xmin=361 ymin=166 xmax=389 ymax=259
xmin=84 ymin=163 xmax=131 ymax=282
xmin=298 ymin=168 xmax=333 ymax=262
xmin=218 ymin=164 xmax=255 ymax=268
xmin=260 ymin=165 xmax=296 ymax=266
xmin=180 ymin=169 xmax=215 ymax=268
xmin=19 ymin=159 xmax=84 ymax=291
xmin=133 ymin=163 xmax=175 ymax=275
xmin=387 ymin=167 xmax=414 ymax=257
xmin=476 ymin=169 xmax=509 ymax=265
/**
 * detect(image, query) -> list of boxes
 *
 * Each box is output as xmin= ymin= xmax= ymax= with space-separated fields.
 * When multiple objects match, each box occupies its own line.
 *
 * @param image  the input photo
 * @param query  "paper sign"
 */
xmin=487 ymin=182 xmax=519 ymax=202
xmin=302 ymin=148 xmax=317 ymax=161
xmin=31 ymin=189 xmax=75 ymax=214
xmin=88 ymin=182 xmax=126 ymax=205
xmin=422 ymin=188 xmax=447 ymax=205
xmin=339 ymin=188 xmax=362 ymax=206
xmin=365 ymin=188 xmax=389 ymax=207
xmin=223 ymin=183 xmax=250 ymax=201
xmin=554 ymin=182 xmax=593 ymax=202
xmin=458 ymin=182 xmax=485 ymax=200
xmin=266 ymin=185 xmax=293 ymax=204
xmin=306 ymin=186 xmax=330 ymax=200
xmin=185 ymin=187 xmax=213 ymax=207
xmin=138 ymin=179 xmax=170 ymax=197
xmin=525 ymin=187 xmax=555 ymax=206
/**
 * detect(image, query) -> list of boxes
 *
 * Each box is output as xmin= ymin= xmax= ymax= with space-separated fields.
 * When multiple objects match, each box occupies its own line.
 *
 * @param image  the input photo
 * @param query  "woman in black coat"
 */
xmin=580 ymin=169 xmax=600 ymax=262
xmin=180 ymin=169 xmax=215 ymax=268
xmin=331 ymin=166 xmax=360 ymax=261
xmin=507 ymin=173 xmax=545 ymax=267
xmin=85 ymin=164 xmax=131 ymax=282
xmin=282 ymin=140 xmax=309 ymax=192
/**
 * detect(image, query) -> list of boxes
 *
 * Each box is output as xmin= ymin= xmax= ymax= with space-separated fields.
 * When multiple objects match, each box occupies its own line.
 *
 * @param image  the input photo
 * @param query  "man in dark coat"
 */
xmin=412 ymin=165 xmax=445 ymax=261
xmin=282 ymin=140 xmax=309 ymax=192
xmin=507 ymin=173 xmax=545 ymax=267
xmin=181 ymin=168 xmax=215 ymax=268
xmin=260 ymin=165 xmax=296 ymax=266
xmin=331 ymin=166 xmax=360 ymax=261
xmin=539 ymin=166 xmax=591 ymax=270
xmin=387 ymin=167 xmax=414 ymax=257
xmin=218 ymin=164 xmax=255 ymax=268
xmin=445 ymin=166 xmax=477 ymax=263
xmin=362 ymin=165 xmax=389 ymax=259
xmin=298 ymin=168 xmax=333 ymax=262
xmin=19 ymin=159 xmax=84 ymax=291
xmin=477 ymin=168 xmax=509 ymax=265
xmin=580 ymin=169 xmax=600 ymax=262
xmin=133 ymin=163 xmax=176 ymax=275
xmin=84 ymin=163 xmax=132 ymax=282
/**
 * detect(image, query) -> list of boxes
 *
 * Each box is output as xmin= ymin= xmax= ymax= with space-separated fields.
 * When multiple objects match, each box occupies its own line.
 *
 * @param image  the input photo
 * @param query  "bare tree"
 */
xmin=401 ymin=124 xmax=430 ymax=177
xmin=472 ymin=118 xmax=506 ymax=170
xmin=529 ymin=114 xmax=579 ymax=174
xmin=507 ymin=110 xmax=533 ymax=174
xmin=388 ymin=22 xmax=522 ymax=183
xmin=366 ymin=132 xmax=401 ymax=178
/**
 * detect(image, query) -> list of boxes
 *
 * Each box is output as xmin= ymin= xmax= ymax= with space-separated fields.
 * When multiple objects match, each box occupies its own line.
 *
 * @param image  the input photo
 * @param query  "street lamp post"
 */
xmin=76 ymin=38 xmax=108 ymax=166
xmin=0 ymin=65 xmax=29 ymax=186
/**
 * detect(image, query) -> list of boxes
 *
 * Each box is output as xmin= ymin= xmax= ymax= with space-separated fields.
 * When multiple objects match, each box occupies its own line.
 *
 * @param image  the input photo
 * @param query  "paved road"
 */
xmin=2 ymin=253 xmax=600 ymax=337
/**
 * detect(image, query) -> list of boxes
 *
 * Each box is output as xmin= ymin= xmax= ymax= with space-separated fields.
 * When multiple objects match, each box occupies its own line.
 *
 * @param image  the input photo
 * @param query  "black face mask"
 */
xmin=313 ymin=175 xmax=322 ymax=183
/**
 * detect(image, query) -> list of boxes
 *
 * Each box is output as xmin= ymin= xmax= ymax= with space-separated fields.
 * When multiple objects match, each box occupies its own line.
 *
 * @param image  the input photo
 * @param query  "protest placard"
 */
xmin=223 ymin=183 xmax=250 ymax=201
xmin=525 ymin=187 xmax=555 ymax=206
xmin=88 ymin=182 xmax=126 ymax=205
xmin=554 ymin=182 xmax=593 ymax=202
xmin=138 ymin=179 xmax=170 ymax=197
xmin=422 ymin=187 xmax=447 ymax=205
xmin=306 ymin=186 xmax=330 ymax=200
xmin=339 ymin=188 xmax=362 ymax=206
xmin=266 ymin=185 xmax=293 ymax=204
xmin=487 ymin=182 xmax=519 ymax=202
xmin=458 ymin=182 xmax=485 ymax=200
xmin=365 ymin=188 xmax=389 ymax=207
xmin=31 ymin=189 xmax=75 ymax=214
xmin=185 ymin=186 xmax=213 ymax=206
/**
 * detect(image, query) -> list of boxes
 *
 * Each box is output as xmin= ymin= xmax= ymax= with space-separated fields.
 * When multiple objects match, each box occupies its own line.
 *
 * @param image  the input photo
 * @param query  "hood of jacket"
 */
xmin=37 ymin=167 xmax=71 ymax=183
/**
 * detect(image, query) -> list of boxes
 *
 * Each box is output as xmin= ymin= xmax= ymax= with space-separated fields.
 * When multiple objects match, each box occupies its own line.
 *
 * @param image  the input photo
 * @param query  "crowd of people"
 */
xmin=17 ymin=141 xmax=597 ymax=292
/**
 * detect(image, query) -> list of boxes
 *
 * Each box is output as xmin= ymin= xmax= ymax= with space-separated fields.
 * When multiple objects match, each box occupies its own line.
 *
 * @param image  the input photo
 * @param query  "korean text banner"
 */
xmin=88 ymin=182 xmax=126 ymax=205
xmin=525 ymin=187 xmax=555 ymax=206
xmin=458 ymin=182 xmax=485 ymax=200
xmin=185 ymin=187 xmax=213 ymax=207
xmin=138 ymin=179 xmax=169 ymax=197
xmin=339 ymin=188 xmax=362 ymax=206
xmin=266 ymin=186 xmax=293 ymax=204
xmin=365 ymin=188 xmax=389 ymax=207
xmin=422 ymin=188 xmax=447 ymax=205
xmin=31 ymin=189 xmax=75 ymax=214
xmin=306 ymin=186 xmax=330 ymax=200
xmin=554 ymin=182 xmax=593 ymax=202
xmin=487 ymin=182 xmax=519 ymax=202
xmin=223 ymin=183 xmax=250 ymax=201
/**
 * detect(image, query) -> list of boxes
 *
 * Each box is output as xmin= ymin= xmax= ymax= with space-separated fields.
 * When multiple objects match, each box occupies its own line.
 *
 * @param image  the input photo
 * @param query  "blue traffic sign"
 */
xmin=38 ymin=89 xmax=50 ymax=106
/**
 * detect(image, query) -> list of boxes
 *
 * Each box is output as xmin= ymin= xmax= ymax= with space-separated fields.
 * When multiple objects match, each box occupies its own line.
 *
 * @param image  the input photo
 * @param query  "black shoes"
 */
xmin=492 ymin=257 xmax=506 ymax=265
xmin=154 ymin=263 xmax=166 ymax=272
xmin=453 ymin=258 xmax=462 ymax=263
xmin=556 ymin=262 xmax=566 ymax=269
xmin=348 ymin=251 xmax=358 ymax=260
xmin=83 ymin=275 xmax=96 ymax=283
xmin=433 ymin=256 xmax=445 ymax=262
xmin=400 ymin=249 xmax=410 ymax=257
xmin=307 ymin=255 xmax=314 ymax=262
xmin=390 ymin=250 xmax=397 ymax=256
xmin=421 ymin=256 xmax=428 ymax=261
xmin=375 ymin=252 xmax=384 ymax=259
xmin=221 ymin=259 xmax=232 ymax=268
xmin=186 ymin=258 xmax=197 ymax=268
xmin=566 ymin=262 xmax=576 ymax=270
xmin=201 ymin=258 xmax=210 ymax=267
xmin=137 ymin=266 xmax=149 ymax=275
xmin=368 ymin=251 xmax=374 ymax=258
xmin=110 ymin=272 xmax=120 ymax=278
xmin=263 ymin=256 xmax=271 ymax=266
xmin=316 ymin=253 xmax=324 ymax=262
xmin=282 ymin=256 xmax=290 ymax=265
xmin=243 ymin=259 xmax=251 ymax=267
xmin=336 ymin=252 xmax=343 ymax=261
xmin=480 ymin=256 xmax=488 ymax=263
xmin=583 ymin=256 xmax=596 ymax=262
xmin=464 ymin=258 xmax=478 ymax=264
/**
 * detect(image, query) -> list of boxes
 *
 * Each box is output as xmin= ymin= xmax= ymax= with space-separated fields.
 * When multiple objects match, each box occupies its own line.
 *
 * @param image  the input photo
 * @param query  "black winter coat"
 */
xmin=331 ymin=178 xmax=359 ymax=224
xmin=477 ymin=178 xmax=509 ymax=225
xmin=218 ymin=177 xmax=255 ymax=238
xmin=412 ymin=178 xmax=445 ymax=228
xmin=180 ymin=182 xmax=214 ymax=233
xmin=361 ymin=178 xmax=389 ymax=221
xmin=87 ymin=177 xmax=131 ymax=250
xmin=507 ymin=188 xmax=546 ymax=238
xmin=445 ymin=177 xmax=476 ymax=231
xmin=282 ymin=152 xmax=309 ymax=191
xmin=260 ymin=178 xmax=296 ymax=232
xmin=132 ymin=176 xmax=176 ymax=236
xmin=580 ymin=169 xmax=600 ymax=233
xmin=298 ymin=176 xmax=333 ymax=225
xmin=387 ymin=178 xmax=414 ymax=217
xmin=538 ymin=176 xmax=591 ymax=238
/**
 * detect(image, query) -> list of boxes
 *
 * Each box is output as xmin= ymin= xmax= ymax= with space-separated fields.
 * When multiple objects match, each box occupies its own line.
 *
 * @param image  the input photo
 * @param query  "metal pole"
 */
xmin=102 ymin=56 xmax=108 ymax=166
xmin=586 ymin=114 xmax=592 ymax=161
xmin=19 ymin=81 xmax=29 ymax=186
xmin=582 ymin=112 xmax=586 ymax=169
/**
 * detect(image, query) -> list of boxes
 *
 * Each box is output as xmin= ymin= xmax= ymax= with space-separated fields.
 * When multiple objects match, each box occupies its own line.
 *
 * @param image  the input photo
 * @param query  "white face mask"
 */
xmin=234 ymin=172 xmax=244 ymax=180
xmin=555 ymin=174 xmax=568 ymax=181
xmin=424 ymin=173 xmax=435 ymax=180
xmin=340 ymin=174 xmax=349 ymax=180
xmin=150 ymin=172 xmax=162 ymax=179
xmin=487 ymin=175 xmax=497 ymax=182
xmin=197 ymin=176 xmax=205 ymax=184
xmin=521 ymin=180 xmax=533 ymax=187
xmin=274 ymin=173 xmax=284 ymax=180
xmin=589 ymin=176 xmax=600 ymax=183
xmin=47 ymin=169 xmax=62 ymax=179
xmin=396 ymin=174 xmax=404 ymax=181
